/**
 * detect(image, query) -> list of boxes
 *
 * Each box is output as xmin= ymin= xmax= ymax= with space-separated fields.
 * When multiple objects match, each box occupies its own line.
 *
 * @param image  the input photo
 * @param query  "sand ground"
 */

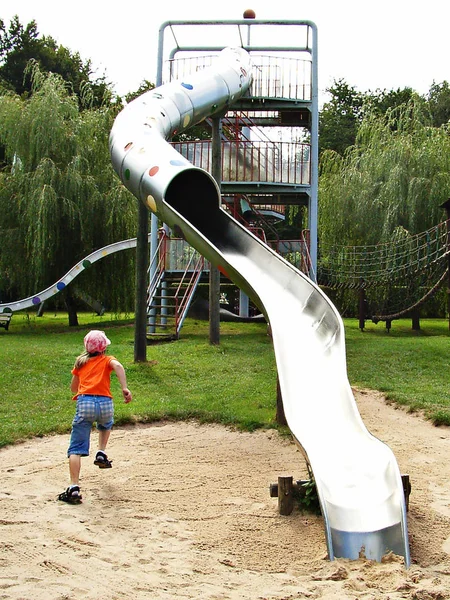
xmin=1 ymin=389 xmax=450 ymax=599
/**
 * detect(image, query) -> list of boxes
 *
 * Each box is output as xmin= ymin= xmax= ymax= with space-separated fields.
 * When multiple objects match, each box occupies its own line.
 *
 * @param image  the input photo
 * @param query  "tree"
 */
xmin=318 ymin=96 xmax=450 ymax=249
xmin=368 ymin=87 xmax=415 ymax=117
xmin=0 ymin=66 xmax=137 ymax=324
xmin=124 ymin=80 xmax=154 ymax=104
xmin=319 ymin=79 xmax=366 ymax=155
xmin=319 ymin=80 xmax=416 ymax=156
xmin=427 ymin=81 xmax=450 ymax=127
xmin=0 ymin=16 xmax=112 ymax=107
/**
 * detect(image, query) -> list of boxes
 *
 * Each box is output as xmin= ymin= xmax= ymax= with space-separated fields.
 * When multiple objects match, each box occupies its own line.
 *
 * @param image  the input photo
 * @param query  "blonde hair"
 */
xmin=74 ymin=350 xmax=103 ymax=370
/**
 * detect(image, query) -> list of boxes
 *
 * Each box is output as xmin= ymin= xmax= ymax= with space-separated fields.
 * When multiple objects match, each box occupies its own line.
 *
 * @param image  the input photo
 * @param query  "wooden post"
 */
xmin=278 ymin=475 xmax=294 ymax=515
xmin=358 ymin=278 xmax=366 ymax=331
xmin=439 ymin=199 xmax=450 ymax=330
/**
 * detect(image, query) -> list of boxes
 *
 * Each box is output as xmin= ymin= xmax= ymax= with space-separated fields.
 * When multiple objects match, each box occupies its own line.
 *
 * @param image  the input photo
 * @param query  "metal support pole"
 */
xmin=239 ymin=290 xmax=249 ymax=317
xmin=308 ymin=23 xmax=319 ymax=282
xmin=209 ymin=117 xmax=222 ymax=344
xmin=134 ymin=200 xmax=149 ymax=361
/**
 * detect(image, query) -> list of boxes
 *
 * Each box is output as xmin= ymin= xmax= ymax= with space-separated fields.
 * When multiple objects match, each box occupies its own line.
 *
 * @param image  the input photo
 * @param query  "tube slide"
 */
xmin=0 ymin=237 xmax=140 ymax=314
xmin=109 ymin=48 xmax=410 ymax=565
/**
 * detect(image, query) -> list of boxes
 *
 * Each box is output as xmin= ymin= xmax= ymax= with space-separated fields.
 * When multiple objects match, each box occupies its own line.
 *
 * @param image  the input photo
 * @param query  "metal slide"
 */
xmin=0 ymin=237 xmax=140 ymax=314
xmin=110 ymin=48 xmax=410 ymax=565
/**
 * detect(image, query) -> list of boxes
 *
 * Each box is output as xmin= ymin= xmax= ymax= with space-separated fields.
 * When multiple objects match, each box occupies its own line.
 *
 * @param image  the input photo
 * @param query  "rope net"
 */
xmin=317 ymin=221 xmax=450 ymax=320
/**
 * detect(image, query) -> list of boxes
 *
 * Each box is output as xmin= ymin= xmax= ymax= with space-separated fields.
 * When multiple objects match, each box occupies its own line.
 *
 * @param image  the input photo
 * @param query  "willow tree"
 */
xmin=319 ymin=97 xmax=450 ymax=249
xmin=0 ymin=65 xmax=137 ymax=324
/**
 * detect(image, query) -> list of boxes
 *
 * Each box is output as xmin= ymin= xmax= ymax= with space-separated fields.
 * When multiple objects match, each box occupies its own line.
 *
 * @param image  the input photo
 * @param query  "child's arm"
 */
xmin=70 ymin=375 xmax=80 ymax=394
xmin=110 ymin=359 xmax=132 ymax=403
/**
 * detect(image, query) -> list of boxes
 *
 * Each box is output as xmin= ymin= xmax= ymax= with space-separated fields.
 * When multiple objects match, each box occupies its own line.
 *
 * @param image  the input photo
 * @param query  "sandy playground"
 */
xmin=1 ymin=388 xmax=450 ymax=600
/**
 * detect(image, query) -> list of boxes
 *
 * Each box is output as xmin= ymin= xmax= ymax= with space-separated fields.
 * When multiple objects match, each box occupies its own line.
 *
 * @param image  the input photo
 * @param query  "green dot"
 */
xmin=82 ymin=260 xmax=92 ymax=268
xmin=125 ymin=169 xmax=131 ymax=180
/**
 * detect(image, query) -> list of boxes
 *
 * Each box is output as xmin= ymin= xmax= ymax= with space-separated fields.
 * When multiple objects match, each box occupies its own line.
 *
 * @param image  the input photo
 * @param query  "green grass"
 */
xmin=345 ymin=318 xmax=450 ymax=425
xmin=0 ymin=311 xmax=277 ymax=447
xmin=0 ymin=311 xmax=449 ymax=448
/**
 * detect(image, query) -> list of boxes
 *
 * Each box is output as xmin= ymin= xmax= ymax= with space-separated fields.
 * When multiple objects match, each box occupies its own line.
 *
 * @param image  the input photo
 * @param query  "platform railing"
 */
xmin=161 ymin=237 xmax=310 ymax=275
xmin=171 ymin=140 xmax=310 ymax=185
xmin=164 ymin=54 xmax=312 ymax=101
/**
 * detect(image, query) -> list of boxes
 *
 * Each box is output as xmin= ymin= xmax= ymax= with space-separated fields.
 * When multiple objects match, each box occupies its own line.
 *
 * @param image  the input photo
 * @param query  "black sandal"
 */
xmin=58 ymin=485 xmax=82 ymax=504
xmin=94 ymin=451 xmax=113 ymax=469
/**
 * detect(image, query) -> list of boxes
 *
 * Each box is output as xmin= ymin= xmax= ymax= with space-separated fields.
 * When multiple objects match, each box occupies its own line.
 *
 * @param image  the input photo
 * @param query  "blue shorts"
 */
xmin=67 ymin=395 xmax=114 ymax=457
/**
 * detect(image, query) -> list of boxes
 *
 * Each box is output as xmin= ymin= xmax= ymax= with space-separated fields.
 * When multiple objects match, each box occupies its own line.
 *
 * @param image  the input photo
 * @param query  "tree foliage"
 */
xmin=319 ymin=79 xmax=416 ymax=155
xmin=0 ymin=65 xmax=137 ymax=321
xmin=427 ymin=81 xmax=450 ymax=127
xmin=0 ymin=15 xmax=112 ymax=107
xmin=318 ymin=96 xmax=450 ymax=249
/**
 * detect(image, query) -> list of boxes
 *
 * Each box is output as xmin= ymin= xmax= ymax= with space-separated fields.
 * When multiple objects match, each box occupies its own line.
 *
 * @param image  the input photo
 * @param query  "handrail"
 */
xmin=147 ymin=229 xmax=169 ymax=306
xmin=174 ymin=253 xmax=205 ymax=334
xmin=171 ymin=139 xmax=310 ymax=185
xmin=163 ymin=54 xmax=312 ymax=101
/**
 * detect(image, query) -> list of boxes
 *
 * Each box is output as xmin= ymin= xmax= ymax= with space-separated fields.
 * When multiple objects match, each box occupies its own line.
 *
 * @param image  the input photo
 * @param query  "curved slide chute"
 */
xmin=110 ymin=48 xmax=410 ymax=565
xmin=0 ymin=237 xmax=140 ymax=314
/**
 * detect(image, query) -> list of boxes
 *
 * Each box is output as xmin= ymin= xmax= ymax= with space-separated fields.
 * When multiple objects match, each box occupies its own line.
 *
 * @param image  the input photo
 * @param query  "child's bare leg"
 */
xmin=98 ymin=429 xmax=111 ymax=452
xmin=69 ymin=454 xmax=81 ymax=485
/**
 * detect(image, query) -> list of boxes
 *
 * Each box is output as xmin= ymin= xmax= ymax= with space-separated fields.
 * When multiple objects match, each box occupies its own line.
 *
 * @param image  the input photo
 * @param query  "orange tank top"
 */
xmin=72 ymin=354 xmax=115 ymax=398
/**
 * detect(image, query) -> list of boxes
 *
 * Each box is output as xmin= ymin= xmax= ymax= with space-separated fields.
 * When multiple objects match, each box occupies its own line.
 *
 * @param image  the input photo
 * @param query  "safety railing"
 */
xmin=269 ymin=232 xmax=311 ymax=275
xmin=147 ymin=230 xmax=205 ymax=337
xmin=164 ymin=54 xmax=312 ymax=101
xmin=171 ymin=140 xmax=310 ymax=185
xmin=147 ymin=230 xmax=169 ymax=307
xmin=158 ymin=236 xmax=311 ymax=276
xmin=172 ymin=252 xmax=205 ymax=334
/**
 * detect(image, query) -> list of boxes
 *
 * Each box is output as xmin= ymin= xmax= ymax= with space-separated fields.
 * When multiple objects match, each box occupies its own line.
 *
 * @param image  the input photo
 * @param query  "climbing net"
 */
xmin=317 ymin=221 xmax=450 ymax=320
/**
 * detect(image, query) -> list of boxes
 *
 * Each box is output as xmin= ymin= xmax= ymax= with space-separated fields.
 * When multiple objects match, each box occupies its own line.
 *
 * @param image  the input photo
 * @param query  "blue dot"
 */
xmin=181 ymin=83 xmax=193 ymax=90
xmin=56 ymin=281 xmax=66 ymax=291
xmin=170 ymin=160 xmax=185 ymax=167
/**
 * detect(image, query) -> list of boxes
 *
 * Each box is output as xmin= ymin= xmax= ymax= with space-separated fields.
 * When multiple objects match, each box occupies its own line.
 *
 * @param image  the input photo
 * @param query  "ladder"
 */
xmin=147 ymin=231 xmax=204 ymax=339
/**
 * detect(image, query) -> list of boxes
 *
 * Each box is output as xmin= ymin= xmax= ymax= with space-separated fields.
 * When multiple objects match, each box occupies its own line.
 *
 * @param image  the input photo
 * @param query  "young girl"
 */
xmin=58 ymin=330 xmax=132 ymax=504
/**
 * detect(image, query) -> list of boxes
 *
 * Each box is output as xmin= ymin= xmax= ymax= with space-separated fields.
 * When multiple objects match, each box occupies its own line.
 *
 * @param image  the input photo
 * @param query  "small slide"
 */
xmin=110 ymin=48 xmax=410 ymax=565
xmin=0 ymin=237 xmax=140 ymax=314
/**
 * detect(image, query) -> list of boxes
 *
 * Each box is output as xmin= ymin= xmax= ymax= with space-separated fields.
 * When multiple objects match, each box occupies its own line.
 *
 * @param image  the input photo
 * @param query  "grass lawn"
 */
xmin=345 ymin=318 xmax=450 ymax=425
xmin=0 ymin=311 xmax=449 ymax=448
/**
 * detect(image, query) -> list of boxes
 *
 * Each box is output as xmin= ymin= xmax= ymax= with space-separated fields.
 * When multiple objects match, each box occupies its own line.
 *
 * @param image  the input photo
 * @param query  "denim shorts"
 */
xmin=67 ymin=395 xmax=114 ymax=457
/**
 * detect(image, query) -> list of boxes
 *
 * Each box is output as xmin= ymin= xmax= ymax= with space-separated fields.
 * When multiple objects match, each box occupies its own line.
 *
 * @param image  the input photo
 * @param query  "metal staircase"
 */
xmin=147 ymin=230 xmax=204 ymax=339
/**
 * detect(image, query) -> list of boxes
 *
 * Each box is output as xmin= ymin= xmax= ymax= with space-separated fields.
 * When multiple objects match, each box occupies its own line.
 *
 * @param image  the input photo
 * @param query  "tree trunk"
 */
xmin=411 ymin=308 xmax=420 ymax=331
xmin=63 ymin=288 xmax=79 ymax=327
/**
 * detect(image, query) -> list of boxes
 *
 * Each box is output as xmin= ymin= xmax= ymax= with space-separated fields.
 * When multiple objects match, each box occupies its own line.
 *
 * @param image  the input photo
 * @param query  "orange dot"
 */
xmin=149 ymin=166 xmax=159 ymax=176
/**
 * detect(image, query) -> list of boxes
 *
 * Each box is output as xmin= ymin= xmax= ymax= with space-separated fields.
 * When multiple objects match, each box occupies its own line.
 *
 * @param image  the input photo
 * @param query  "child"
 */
xmin=58 ymin=330 xmax=132 ymax=504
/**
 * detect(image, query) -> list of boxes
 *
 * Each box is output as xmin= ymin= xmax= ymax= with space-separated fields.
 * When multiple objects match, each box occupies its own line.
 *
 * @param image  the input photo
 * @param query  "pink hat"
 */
xmin=84 ymin=330 xmax=111 ymax=353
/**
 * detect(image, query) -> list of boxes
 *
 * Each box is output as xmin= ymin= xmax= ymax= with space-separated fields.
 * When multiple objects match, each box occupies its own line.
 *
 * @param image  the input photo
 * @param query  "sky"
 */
xmin=2 ymin=0 xmax=449 ymax=104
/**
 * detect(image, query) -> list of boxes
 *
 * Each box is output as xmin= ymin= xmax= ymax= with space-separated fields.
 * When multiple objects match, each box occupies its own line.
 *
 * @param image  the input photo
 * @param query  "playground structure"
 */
xmin=5 ymin=14 xmax=450 ymax=566
xmin=144 ymin=19 xmax=318 ymax=338
xmin=0 ymin=237 xmax=141 ymax=314
xmin=109 ymin=19 xmax=410 ymax=565
xmin=318 ymin=220 xmax=450 ymax=330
